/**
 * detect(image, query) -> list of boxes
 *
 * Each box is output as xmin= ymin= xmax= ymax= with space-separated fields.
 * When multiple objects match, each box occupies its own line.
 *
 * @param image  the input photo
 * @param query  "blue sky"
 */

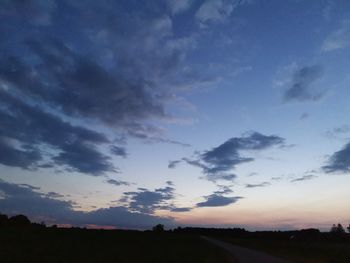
xmin=0 ymin=0 xmax=350 ymax=230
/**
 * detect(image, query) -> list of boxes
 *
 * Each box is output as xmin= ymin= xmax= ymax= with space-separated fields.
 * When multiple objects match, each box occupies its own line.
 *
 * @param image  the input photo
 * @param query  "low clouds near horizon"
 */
xmin=0 ymin=179 xmax=174 ymax=229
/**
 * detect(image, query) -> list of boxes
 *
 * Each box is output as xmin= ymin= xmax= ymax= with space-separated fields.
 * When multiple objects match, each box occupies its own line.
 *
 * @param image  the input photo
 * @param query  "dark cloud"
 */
xmin=53 ymin=142 xmax=115 ymax=175
xmin=201 ymin=132 xmax=284 ymax=173
xmin=206 ymin=173 xmax=237 ymax=181
xmin=45 ymin=192 xmax=65 ymax=198
xmin=323 ymin=142 xmax=350 ymax=173
xmin=168 ymin=160 xmax=182 ymax=169
xmin=283 ymin=65 xmax=324 ymax=102
xmin=196 ymin=194 xmax=242 ymax=207
xmin=0 ymin=0 xmax=196 ymax=175
xmin=18 ymin=38 xmax=166 ymax=129
xmin=245 ymin=182 xmax=271 ymax=188
xmin=106 ymin=179 xmax=130 ymax=186
xmin=290 ymin=174 xmax=317 ymax=182
xmin=122 ymin=186 xmax=176 ymax=214
xmin=85 ymin=206 xmax=173 ymax=229
xmin=0 ymin=179 xmax=173 ymax=229
xmin=109 ymin=146 xmax=127 ymax=158
xmin=174 ymin=132 xmax=284 ymax=182
xmin=0 ymin=90 xmax=114 ymax=175
xmin=120 ymin=182 xmax=190 ymax=214
xmin=166 ymin=181 xmax=174 ymax=186
xmin=170 ymin=207 xmax=192 ymax=212
xmin=214 ymin=185 xmax=233 ymax=195
xmin=0 ymin=138 xmax=41 ymax=170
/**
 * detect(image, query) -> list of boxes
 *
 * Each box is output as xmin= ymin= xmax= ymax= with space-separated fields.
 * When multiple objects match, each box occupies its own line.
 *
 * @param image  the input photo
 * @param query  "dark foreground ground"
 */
xmin=1 ymin=216 xmax=350 ymax=263
xmin=0 ymin=228 xmax=233 ymax=263
xmin=203 ymin=236 xmax=288 ymax=263
xmin=2 ymin=229 xmax=350 ymax=263
xmin=221 ymin=237 xmax=350 ymax=263
xmin=175 ymin=227 xmax=350 ymax=263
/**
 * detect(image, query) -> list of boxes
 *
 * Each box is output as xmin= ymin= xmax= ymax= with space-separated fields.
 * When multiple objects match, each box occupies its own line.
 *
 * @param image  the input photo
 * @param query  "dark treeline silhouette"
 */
xmin=170 ymin=224 xmax=350 ymax=243
xmin=1 ymin=212 xmax=349 ymax=262
xmin=1 ymin=212 xmax=350 ymax=243
xmin=0 ymin=213 xmax=231 ymax=263
xmin=0 ymin=214 xmax=46 ymax=229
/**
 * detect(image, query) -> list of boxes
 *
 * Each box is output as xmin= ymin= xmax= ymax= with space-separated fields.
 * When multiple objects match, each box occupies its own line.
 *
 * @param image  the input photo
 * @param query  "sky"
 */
xmin=0 ymin=0 xmax=350 ymax=231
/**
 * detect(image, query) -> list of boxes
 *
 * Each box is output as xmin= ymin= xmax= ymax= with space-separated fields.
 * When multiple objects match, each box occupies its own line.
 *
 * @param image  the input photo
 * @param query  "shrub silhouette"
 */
xmin=9 ymin=215 xmax=31 ymax=227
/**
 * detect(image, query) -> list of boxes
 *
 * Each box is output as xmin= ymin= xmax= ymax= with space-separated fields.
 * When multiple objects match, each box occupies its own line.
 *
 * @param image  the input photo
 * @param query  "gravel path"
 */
xmin=201 ymin=236 xmax=290 ymax=263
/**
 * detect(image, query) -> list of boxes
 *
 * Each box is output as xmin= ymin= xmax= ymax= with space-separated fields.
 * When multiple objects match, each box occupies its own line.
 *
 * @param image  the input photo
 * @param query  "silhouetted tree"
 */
xmin=152 ymin=224 xmax=164 ymax=232
xmin=0 ymin=213 xmax=9 ymax=227
xmin=330 ymin=223 xmax=345 ymax=234
xmin=347 ymin=224 xmax=350 ymax=233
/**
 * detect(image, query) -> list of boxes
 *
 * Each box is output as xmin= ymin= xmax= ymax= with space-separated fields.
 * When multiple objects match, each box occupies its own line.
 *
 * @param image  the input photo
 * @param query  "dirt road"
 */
xmin=202 ymin=236 xmax=290 ymax=263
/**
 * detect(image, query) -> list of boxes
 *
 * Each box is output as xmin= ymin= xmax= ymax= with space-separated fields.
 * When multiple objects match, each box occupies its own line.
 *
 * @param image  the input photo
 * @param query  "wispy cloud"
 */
xmin=290 ymin=174 xmax=317 ymax=182
xmin=106 ymin=179 xmax=130 ymax=186
xmin=322 ymin=20 xmax=350 ymax=52
xmin=195 ymin=0 xmax=250 ymax=26
xmin=245 ymin=182 xmax=271 ymax=188
xmin=167 ymin=0 xmax=194 ymax=14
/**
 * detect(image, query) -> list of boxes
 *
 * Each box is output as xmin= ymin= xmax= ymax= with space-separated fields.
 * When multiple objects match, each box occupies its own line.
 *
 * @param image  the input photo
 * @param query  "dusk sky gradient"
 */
xmin=1 ymin=0 xmax=350 ymax=230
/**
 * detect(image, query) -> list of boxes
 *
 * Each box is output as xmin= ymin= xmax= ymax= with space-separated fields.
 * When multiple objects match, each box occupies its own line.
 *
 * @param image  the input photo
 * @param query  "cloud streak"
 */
xmin=245 ymin=182 xmax=271 ymax=188
xmin=290 ymin=174 xmax=317 ymax=182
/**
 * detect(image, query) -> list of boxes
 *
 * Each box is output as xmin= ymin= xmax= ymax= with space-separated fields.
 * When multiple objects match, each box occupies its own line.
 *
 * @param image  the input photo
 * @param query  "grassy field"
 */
xmin=221 ymin=237 xmax=350 ymax=263
xmin=0 ymin=228 xmax=233 ymax=263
